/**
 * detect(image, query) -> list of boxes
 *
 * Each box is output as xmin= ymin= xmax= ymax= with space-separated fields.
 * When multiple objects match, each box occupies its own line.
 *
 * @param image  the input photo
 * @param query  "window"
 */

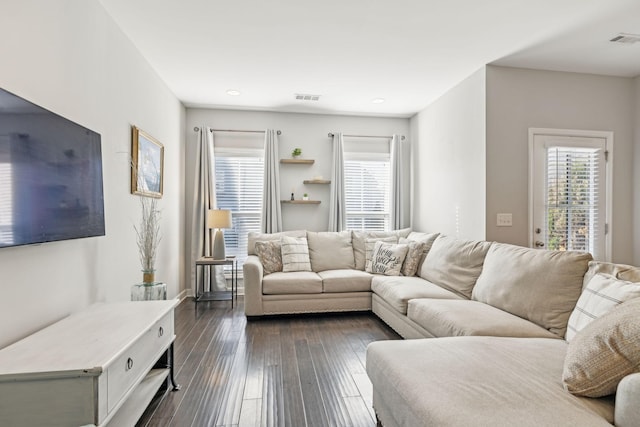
xmin=530 ymin=130 xmax=610 ymax=261
xmin=214 ymin=148 xmax=264 ymax=267
xmin=344 ymin=153 xmax=390 ymax=231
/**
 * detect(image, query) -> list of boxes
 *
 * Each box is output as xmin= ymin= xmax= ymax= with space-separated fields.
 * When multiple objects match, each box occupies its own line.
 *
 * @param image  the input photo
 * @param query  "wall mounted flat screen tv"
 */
xmin=0 ymin=87 xmax=105 ymax=248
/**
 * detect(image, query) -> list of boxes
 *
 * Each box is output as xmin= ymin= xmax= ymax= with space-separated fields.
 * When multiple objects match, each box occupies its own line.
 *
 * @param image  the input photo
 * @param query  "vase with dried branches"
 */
xmin=135 ymin=196 xmax=161 ymax=284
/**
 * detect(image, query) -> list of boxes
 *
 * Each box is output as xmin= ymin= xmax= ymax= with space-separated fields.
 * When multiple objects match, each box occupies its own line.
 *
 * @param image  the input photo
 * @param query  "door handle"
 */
xmin=535 ymin=241 xmax=545 ymax=248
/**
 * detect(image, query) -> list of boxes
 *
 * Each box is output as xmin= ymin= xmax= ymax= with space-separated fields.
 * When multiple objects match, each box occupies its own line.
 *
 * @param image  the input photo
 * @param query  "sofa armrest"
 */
xmin=615 ymin=373 xmax=640 ymax=427
xmin=243 ymin=255 xmax=264 ymax=316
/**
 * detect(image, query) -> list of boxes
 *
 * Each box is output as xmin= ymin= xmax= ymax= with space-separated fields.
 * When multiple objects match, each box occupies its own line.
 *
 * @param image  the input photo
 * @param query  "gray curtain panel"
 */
xmin=191 ymin=126 xmax=226 ymax=293
xmin=391 ymin=134 xmax=410 ymax=229
xmin=328 ymin=132 xmax=346 ymax=232
xmin=261 ymin=129 xmax=282 ymax=233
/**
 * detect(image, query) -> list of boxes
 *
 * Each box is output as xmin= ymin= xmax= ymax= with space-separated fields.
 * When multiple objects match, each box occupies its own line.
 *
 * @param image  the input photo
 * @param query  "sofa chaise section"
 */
xmin=367 ymin=337 xmax=614 ymax=427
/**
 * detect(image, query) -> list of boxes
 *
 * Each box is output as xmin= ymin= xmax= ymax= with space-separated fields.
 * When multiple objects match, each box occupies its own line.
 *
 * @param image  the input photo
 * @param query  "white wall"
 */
xmin=185 ymin=108 xmax=409 ymax=291
xmin=410 ymin=68 xmax=487 ymax=240
xmin=634 ymin=76 xmax=640 ymax=265
xmin=0 ymin=0 xmax=185 ymax=348
xmin=486 ymin=66 xmax=634 ymax=263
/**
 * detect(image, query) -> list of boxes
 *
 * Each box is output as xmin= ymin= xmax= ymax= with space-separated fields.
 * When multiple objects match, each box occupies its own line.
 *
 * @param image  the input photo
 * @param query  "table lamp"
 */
xmin=207 ymin=209 xmax=232 ymax=260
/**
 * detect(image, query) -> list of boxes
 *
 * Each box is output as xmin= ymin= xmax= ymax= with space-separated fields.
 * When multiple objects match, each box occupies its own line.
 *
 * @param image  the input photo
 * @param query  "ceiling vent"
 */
xmin=609 ymin=33 xmax=640 ymax=44
xmin=295 ymin=93 xmax=321 ymax=101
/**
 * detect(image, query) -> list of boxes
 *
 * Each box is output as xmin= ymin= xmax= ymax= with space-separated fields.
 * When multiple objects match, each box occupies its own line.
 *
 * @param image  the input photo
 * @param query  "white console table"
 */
xmin=0 ymin=300 xmax=180 ymax=426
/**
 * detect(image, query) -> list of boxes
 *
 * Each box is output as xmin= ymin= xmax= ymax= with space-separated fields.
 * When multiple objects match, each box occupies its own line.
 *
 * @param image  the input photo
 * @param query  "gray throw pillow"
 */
xmin=254 ymin=240 xmax=282 ymax=275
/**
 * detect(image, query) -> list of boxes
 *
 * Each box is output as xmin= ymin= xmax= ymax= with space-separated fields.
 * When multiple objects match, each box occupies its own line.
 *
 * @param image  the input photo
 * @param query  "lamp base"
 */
xmin=213 ymin=229 xmax=226 ymax=260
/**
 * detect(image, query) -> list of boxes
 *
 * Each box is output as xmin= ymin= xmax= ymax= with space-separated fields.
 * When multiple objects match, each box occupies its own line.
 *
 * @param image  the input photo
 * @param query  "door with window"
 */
xmin=529 ymin=130 xmax=611 ymax=260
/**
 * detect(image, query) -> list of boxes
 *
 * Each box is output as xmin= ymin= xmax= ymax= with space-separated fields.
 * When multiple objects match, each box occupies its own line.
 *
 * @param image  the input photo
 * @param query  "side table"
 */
xmin=195 ymin=257 xmax=237 ymax=307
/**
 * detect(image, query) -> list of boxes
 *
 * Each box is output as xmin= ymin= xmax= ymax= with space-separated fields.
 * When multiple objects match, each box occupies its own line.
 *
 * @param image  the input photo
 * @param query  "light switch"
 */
xmin=497 ymin=213 xmax=513 ymax=227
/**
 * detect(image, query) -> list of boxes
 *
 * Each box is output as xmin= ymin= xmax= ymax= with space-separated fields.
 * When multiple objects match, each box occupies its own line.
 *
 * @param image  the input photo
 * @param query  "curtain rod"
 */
xmin=193 ymin=127 xmax=281 ymax=135
xmin=328 ymin=132 xmax=405 ymax=141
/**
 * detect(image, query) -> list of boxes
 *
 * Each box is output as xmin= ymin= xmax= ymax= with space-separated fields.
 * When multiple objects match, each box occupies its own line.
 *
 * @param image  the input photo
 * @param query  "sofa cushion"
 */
xmin=406 ymin=231 xmax=438 ymax=242
xmin=281 ymin=236 xmax=312 ymax=272
xmin=307 ymin=230 xmax=355 ymax=272
xmin=472 ymin=242 xmax=592 ymax=337
xmin=318 ymin=269 xmax=373 ymax=293
xmin=247 ymin=230 xmax=306 ymax=255
xmin=565 ymin=273 xmax=640 ymax=342
xmin=367 ymin=241 xmax=409 ymax=276
xmin=254 ymin=240 xmax=282 ymax=275
xmin=583 ymin=260 xmax=640 ymax=289
xmin=407 ymin=299 xmax=559 ymax=339
xmin=371 ymin=276 xmax=463 ymax=314
xmin=262 ymin=271 xmax=322 ymax=294
xmin=419 ymin=235 xmax=491 ymax=299
xmin=563 ymin=297 xmax=640 ymax=398
xmin=367 ymin=337 xmax=614 ymax=426
xmin=352 ymin=229 xmax=410 ymax=270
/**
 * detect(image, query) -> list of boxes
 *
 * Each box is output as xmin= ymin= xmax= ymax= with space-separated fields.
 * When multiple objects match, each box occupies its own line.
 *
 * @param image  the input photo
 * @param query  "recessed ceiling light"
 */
xmin=372 ymin=98 xmax=385 ymax=104
xmin=226 ymin=89 xmax=241 ymax=96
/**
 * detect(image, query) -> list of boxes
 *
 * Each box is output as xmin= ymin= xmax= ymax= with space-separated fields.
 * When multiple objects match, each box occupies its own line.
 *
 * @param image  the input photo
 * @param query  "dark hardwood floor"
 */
xmin=137 ymin=297 xmax=400 ymax=427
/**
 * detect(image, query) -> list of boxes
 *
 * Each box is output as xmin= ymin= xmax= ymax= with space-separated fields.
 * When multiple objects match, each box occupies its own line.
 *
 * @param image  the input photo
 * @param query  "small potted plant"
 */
xmin=292 ymin=148 xmax=302 ymax=158
xmin=303 ymin=193 xmax=309 ymax=201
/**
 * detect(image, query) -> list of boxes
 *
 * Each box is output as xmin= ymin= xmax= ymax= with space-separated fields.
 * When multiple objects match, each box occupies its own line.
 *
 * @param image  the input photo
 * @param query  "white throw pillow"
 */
xmin=364 ymin=236 xmax=398 ymax=272
xmin=369 ymin=241 xmax=409 ymax=276
xmin=280 ymin=236 xmax=312 ymax=272
xmin=565 ymin=273 xmax=640 ymax=342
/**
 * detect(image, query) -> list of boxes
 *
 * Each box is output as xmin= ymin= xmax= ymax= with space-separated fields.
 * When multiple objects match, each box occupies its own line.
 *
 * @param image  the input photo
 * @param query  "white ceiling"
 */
xmin=99 ymin=0 xmax=640 ymax=118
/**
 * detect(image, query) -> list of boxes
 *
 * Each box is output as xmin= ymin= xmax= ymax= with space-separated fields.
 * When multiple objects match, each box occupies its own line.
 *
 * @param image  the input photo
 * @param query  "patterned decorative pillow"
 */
xmin=254 ymin=240 xmax=282 ymax=275
xmin=399 ymin=238 xmax=428 ymax=276
xmin=565 ymin=273 xmax=640 ymax=341
xmin=280 ymin=236 xmax=312 ymax=272
xmin=563 ymin=297 xmax=640 ymax=397
xmin=369 ymin=241 xmax=409 ymax=276
xmin=364 ymin=236 xmax=398 ymax=272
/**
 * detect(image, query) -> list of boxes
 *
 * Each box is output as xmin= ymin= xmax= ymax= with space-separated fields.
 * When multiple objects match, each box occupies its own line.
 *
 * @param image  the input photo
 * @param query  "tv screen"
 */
xmin=0 ymin=87 xmax=105 ymax=248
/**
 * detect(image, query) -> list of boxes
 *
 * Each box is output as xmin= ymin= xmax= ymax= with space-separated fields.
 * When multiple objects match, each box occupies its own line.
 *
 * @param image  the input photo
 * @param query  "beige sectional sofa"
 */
xmin=243 ymin=228 xmax=414 ymax=317
xmin=243 ymin=229 xmax=640 ymax=426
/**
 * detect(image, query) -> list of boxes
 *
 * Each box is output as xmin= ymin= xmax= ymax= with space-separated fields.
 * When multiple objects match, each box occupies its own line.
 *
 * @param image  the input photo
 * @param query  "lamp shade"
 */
xmin=207 ymin=209 xmax=232 ymax=229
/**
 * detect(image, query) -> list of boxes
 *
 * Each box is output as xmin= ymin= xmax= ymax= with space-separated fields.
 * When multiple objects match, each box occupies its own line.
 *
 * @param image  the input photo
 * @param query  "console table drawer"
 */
xmin=107 ymin=311 xmax=174 ymax=412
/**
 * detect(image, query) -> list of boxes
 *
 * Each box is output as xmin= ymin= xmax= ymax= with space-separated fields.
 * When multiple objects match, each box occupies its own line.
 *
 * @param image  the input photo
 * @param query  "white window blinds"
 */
xmin=344 ymin=155 xmax=390 ymax=232
xmin=214 ymin=150 xmax=264 ymax=267
xmin=545 ymin=146 xmax=603 ymax=257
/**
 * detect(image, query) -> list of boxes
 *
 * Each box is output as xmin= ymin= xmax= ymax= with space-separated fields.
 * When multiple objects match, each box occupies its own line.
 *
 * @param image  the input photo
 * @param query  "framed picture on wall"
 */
xmin=131 ymin=126 xmax=164 ymax=198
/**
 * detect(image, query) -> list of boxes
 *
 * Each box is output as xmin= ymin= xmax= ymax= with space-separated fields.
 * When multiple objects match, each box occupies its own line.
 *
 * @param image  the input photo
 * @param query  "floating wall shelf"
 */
xmin=280 ymin=159 xmax=315 ymax=164
xmin=303 ymin=179 xmax=331 ymax=184
xmin=281 ymin=200 xmax=321 ymax=204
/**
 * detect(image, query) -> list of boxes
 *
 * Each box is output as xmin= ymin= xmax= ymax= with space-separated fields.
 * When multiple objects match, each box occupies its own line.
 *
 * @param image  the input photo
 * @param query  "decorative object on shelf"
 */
xmin=131 ymin=126 xmax=164 ymax=198
xmin=207 ymin=209 xmax=232 ymax=260
xmin=131 ymin=282 xmax=167 ymax=301
xmin=303 ymin=193 xmax=309 ymax=200
xmin=291 ymin=192 xmax=295 ymax=201
xmin=135 ymin=196 xmax=161 ymax=284
xmin=291 ymin=147 xmax=302 ymax=158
